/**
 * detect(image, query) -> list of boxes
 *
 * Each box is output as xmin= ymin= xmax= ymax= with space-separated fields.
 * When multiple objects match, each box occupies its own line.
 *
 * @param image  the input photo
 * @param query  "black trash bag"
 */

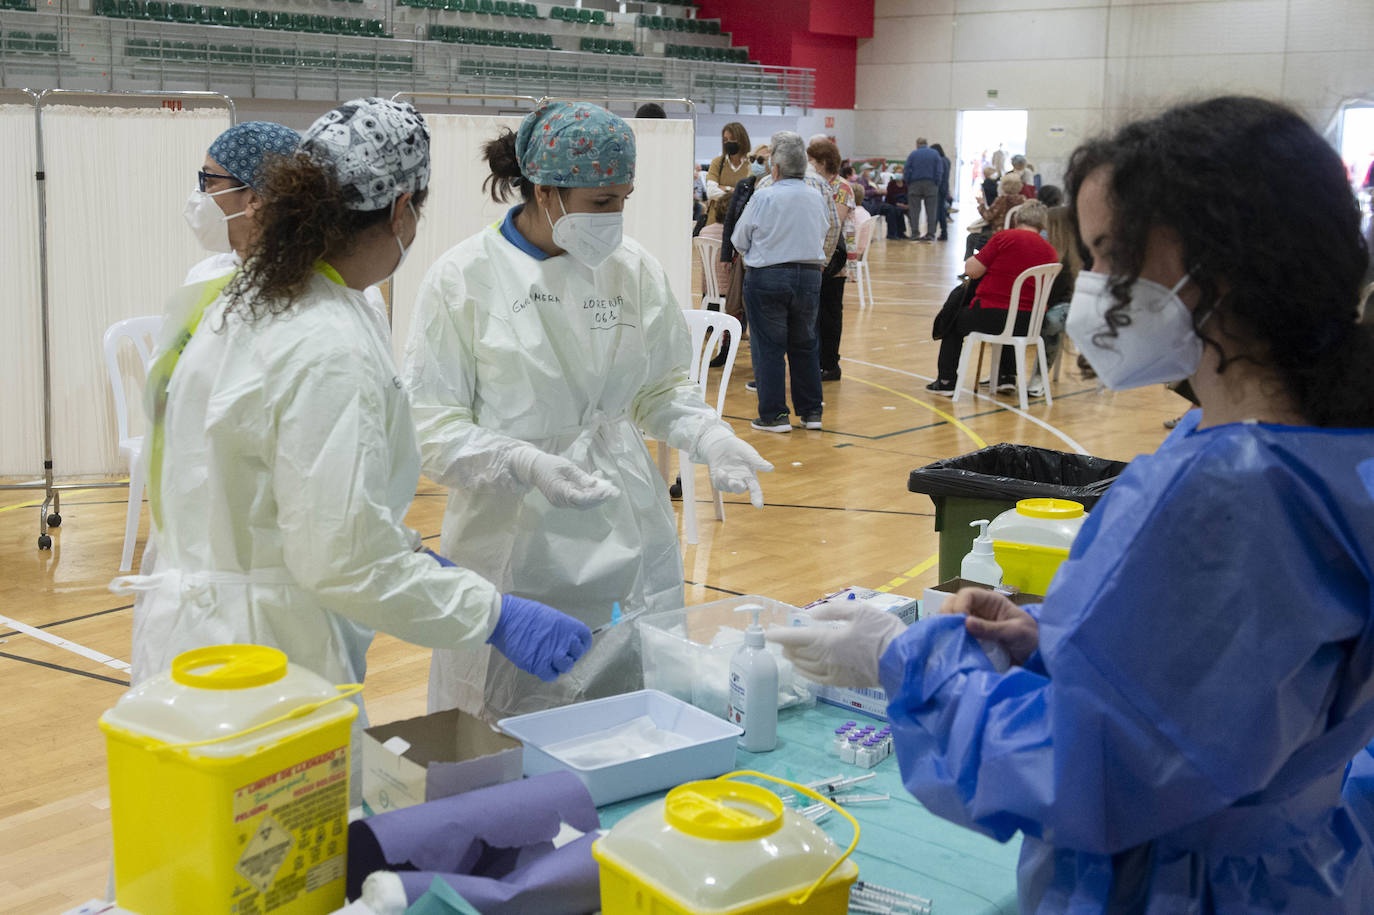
xmin=908 ymin=443 xmax=1128 ymax=509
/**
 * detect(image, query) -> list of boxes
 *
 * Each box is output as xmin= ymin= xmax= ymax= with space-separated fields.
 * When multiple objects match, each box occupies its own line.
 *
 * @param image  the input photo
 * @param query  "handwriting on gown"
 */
xmin=582 ymin=295 xmax=636 ymax=331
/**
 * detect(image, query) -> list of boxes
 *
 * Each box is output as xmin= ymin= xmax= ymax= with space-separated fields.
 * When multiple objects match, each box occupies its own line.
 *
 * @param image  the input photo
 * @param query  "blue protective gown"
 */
xmin=882 ymin=411 xmax=1374 ymax=912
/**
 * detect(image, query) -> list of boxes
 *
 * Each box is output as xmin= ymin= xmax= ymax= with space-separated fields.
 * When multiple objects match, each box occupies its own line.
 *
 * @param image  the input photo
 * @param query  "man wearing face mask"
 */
xmin=115 ymin=99 xmax=591 ymax=803
xmin=404 ymin=101 xmax=773 ymax=722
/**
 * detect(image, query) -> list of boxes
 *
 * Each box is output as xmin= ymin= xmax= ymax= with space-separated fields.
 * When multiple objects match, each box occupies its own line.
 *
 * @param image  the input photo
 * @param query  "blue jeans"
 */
xmin=744 ymin=263 xmax=824 ymax=419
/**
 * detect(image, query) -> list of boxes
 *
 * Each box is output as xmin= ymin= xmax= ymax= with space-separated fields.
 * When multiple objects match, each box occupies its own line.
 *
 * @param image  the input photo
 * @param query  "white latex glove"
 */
xmin=765 ymin=602 xmax=908 ymax=688
xmin=699 ymin=428 xmax=773 ymax=508
xmin=509 ymin=446 xmax=620 ymax=509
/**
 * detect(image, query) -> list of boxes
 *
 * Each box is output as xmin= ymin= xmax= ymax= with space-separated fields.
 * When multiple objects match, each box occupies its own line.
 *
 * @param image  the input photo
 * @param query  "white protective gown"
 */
xmin=116 ymin=271 xmax=502 ymax=772
xmin=404 ymin=226 xmax=727 ymax=719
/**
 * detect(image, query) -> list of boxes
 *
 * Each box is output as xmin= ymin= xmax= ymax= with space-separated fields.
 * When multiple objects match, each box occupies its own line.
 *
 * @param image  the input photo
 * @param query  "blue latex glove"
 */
xmin=425 ymin=548 xmax=456 ymax=567
xmin=487 ymin=595 xmax=592 ymax=682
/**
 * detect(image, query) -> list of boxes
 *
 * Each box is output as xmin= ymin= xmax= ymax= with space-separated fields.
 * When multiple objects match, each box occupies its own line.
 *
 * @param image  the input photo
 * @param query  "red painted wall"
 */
xmin=696 ymin=0 xmax=871 ymax=109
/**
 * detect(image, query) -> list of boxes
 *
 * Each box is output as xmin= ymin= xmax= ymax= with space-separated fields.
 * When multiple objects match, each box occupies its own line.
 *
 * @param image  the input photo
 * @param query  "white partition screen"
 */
xmin=389 ymin=113 xmax=695 ymax=364
xmin=42 ymin=105 xmax=230 ymax=477
xmin=0 ymin=104 xmax=43 ymax=477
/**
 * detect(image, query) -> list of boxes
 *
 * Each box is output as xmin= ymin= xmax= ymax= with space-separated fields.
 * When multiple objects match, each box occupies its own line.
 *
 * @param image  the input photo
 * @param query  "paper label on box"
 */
xmin=381 ymin=736 xmax=411 ymax=756
xmin=229 ymin=746 xmax=349 ymax=912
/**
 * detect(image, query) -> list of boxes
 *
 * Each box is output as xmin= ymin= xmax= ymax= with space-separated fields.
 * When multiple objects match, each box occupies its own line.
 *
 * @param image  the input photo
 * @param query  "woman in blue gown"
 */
xmin=769 ymin=96 xmax=1374 ymax=913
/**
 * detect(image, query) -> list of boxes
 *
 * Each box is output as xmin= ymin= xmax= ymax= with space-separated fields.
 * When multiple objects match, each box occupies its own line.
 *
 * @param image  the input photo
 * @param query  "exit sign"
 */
xmin=824 ymin=116 xmax=834 ymax=128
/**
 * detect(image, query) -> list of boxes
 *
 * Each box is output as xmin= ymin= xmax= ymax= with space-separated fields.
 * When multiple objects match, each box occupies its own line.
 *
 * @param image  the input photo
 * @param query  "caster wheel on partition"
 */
xmin=38 ymin=534 xmax=52 ymax=550
xmin=47 ymin=513 xmax=61 ymax=528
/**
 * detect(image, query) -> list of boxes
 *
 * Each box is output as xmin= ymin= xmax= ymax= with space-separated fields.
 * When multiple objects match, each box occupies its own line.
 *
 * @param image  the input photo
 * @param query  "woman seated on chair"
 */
xmin=927 ymin=201 xmax=1058 ymax=396
xmin=964 ymin=174 xmax=1029 ymax=259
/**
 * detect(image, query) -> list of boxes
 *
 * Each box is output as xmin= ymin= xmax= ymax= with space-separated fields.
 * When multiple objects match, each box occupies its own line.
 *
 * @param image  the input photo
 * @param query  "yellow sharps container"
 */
xmin=593 ymin=771 xmax=859 ymax=915
xmin=99 ymin=645 xmax=360 ymax=915
xmin=987 ymin=497 xmax=1088 ymax=595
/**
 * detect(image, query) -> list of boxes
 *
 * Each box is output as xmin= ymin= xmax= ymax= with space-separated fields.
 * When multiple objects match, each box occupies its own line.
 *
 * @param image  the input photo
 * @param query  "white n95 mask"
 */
xmin=385 ymin=199 xmax=419 ymax=281
xmin=547 ymin=193 xmax=623 ymax=270
xmin=183 ymin=187 xmax=245 ymax=253
xmin=1066 ymin=270 xmax=1204 ymax=390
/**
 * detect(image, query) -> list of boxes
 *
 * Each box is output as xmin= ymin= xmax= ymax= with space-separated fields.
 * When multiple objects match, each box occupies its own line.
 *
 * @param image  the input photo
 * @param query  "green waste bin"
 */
xmin=907 ymin=443 xmax=1128 ymax=585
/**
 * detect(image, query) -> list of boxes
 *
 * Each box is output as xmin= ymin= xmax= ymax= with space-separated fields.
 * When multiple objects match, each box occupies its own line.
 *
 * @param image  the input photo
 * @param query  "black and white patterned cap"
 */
xmin=301 ymin=98 xmax=430 ymax=211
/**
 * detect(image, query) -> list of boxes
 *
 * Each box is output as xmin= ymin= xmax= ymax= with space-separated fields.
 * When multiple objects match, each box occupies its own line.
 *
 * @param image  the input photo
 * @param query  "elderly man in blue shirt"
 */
xmin=731 ymin=131 xmax=831 ymax=434
xmin=904 ymin=137 xmax=942 ymax=242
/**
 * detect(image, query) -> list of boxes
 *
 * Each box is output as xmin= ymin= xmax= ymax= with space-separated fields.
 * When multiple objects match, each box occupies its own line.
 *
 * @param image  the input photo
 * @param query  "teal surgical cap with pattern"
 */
xmin=515 ymin=101 xmax=636 ymax=187
xmin=207 ymin=121 xmax=300 ymax=191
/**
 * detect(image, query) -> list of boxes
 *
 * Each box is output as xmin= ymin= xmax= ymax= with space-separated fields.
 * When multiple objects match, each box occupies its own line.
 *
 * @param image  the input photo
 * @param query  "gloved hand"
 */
xmin=698 ymin=427 xmax=773 ymax=509
xmin=765 ymin=602 xmax=908 ymax=688
xmin=509 ymin=446 xmax=620 ymax=509
xmin=939 ymin=587 xmax=1039 ymax=665
xmin=425 ymin=548 xmax=456 ymax=568
xmin=487 ymin=594 xmax=592 ymax=682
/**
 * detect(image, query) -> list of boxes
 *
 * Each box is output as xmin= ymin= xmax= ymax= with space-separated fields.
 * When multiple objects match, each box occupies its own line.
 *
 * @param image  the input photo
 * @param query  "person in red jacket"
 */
xmin=926 ymin=201 xmax=1058 ymax=394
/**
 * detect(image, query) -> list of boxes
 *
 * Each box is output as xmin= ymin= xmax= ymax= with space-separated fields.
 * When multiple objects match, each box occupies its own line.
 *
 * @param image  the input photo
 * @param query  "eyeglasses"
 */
xmin=197 ymin=170 xmax=245 ymax=193
xmin=749 ymin=156 xmax=767 ymax=165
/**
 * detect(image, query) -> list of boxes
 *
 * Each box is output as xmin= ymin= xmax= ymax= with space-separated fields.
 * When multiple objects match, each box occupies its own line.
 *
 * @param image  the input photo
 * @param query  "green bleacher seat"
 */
xmin=348 ymin=17 xmax=365 ymax=33
xmin=167 ymin=3 xmax=186 ymax=21
xmin=427 ymin=23 xmax=444 ymax=40
xmin=578 ymin=36 xmax=590 ymax=51
xmin=308 ymin=14 xmax=326 ymax=31
xmin=144 ymin=1 xmax=165 ymax=19
xmin=330 ymin=16 xmax=347 ymax=32
xmin=367 ymin=19 xmax=385 ymax=35
xmin=209 ymin=6 xmax=229 ymax=24
xmin=479 ymin=0 xmax=493 ymax=11
xmin=548 ymin=6 xmax=561 ymax=19
xmin=576 ymin=8 xmax=590 ymax=24
xmin=590 ymin=10 xmax=604 ymax=24
xmin=524 ymin=3 xmax=537 ymax=18
xmin=272 ymin=11 xmax=290 ymax=29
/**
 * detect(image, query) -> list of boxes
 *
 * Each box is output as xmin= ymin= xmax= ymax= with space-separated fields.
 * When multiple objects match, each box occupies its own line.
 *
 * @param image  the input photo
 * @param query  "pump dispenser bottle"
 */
xmin=729 ymin=604 xmax=778 ymax=752
xmin=961 ymin=519 xmax=1004 ymax=586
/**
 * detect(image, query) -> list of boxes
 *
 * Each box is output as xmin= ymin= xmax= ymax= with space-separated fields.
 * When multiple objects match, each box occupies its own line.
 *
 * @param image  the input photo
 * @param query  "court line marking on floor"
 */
xmin=875 ymin=553 xmax=940 ymax=593
xmin=0 ymin=602 xmax=133 ymax=639
xmin=0 ymin=650 xmax=130 ymax=687
xmin=844 ymin=376 xmax=988 ymax=450
xmin=842 ymin=357 xmax=1088 ymax=454
xmin=0 ymin=498 xmax=44 ymax=514
xmin=0 ymin=612 xmax=131 ymax=673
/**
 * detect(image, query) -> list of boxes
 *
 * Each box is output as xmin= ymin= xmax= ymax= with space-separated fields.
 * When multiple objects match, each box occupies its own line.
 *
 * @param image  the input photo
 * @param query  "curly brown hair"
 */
xmin=224 ymin=151 xmax=427 ymax=322
xmin=806 ymin=139 xmax=841 ymax=177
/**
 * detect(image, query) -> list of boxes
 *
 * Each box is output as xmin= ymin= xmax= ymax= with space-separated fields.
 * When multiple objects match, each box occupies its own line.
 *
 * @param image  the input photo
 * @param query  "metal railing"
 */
xmin=0 ymin=10 xmax=814 ymax=112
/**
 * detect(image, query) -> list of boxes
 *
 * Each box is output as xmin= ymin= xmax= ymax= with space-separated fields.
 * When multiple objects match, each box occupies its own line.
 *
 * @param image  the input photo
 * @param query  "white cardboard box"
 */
xmin=789 ymin=587 xmax=921 ymax=721
xmin=920 ymin=577 xmax=1044 ymax=620
xmin=361 ymin=707 xmax=522 ymax=815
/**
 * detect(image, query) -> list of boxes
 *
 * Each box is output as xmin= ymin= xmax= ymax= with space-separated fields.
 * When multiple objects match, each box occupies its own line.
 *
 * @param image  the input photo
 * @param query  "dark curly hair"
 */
xmin=224 ymin=151 xmax=427 ymax=322
xmin=1065 ymin=96 xmax=1372 ymax=427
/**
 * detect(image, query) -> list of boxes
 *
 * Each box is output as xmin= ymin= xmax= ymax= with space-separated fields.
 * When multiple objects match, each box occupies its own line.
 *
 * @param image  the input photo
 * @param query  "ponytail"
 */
xmin=482 ymin=127 xmax=533 ymax=203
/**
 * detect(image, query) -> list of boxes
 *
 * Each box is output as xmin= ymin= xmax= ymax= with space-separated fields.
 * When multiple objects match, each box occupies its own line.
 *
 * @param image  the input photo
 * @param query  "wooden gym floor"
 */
xmin=0 ymin=210 xmax=1185 ymax=911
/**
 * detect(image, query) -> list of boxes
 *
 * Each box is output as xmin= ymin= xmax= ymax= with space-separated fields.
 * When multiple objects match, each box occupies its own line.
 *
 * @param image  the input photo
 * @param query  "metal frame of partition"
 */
xmin=0 ymin=88 xmax=234 ymax=551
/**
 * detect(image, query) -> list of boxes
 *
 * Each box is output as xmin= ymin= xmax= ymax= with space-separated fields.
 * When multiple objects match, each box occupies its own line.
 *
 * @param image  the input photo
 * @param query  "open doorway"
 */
xmin=955 ymin=109 xmax=1028 ymax=206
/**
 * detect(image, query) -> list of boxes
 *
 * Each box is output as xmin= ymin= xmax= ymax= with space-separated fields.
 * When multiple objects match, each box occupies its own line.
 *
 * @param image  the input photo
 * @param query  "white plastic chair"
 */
xmin=953 ymin=262 xmax=1062 ymax=411
xmin=103 ymin=316 xmax=164 ymax=571
xmin=1003 ymin=203 xmax=1023 ymax=230
xmin=692 ymin=235 xmax=726 ymax=311
xmin=677 ymin=308 xmax=743 ymax=545
xmin=847 ymin=213 xmax=877 ymax=310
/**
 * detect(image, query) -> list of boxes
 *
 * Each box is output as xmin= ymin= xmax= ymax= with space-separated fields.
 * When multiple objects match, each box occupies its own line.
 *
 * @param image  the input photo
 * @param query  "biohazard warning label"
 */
xmin=237 ymin=815 xmax=293 ymax=894
xmin=229 ymin=746 xmax=349 ymax=914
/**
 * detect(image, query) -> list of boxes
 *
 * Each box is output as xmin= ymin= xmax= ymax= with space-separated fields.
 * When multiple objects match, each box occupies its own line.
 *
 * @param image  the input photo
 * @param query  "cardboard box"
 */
xmin=790 ymin=587 xmax=921 ymax=721
xmin=920 ymin=578 xmax=1044 ymax=620
xmin=361 ymin=707 xmax=522 ymax=815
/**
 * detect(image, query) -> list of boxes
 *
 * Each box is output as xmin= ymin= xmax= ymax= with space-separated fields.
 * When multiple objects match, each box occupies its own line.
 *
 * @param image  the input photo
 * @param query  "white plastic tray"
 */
xmin=497 ymin=689 xmax=742 ymax=806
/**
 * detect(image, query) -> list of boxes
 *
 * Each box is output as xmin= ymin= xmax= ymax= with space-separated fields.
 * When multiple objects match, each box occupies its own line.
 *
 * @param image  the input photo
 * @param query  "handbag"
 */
xmin=822 ymin=232 xmax=848 ymax=279
xmin=932 ymin=276 xmax=979 ymax=340
xmin=725 ymin=256 xmax=746 ymax=320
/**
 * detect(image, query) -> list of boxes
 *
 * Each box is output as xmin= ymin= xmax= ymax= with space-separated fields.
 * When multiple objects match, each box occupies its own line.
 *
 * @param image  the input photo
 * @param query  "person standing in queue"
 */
xmin=404 ymin=101 xmax=771 ymax=721
xmin=115 ymin=99 xmax=590 ymax=798
xmin=769 ymin=96 xmax=1374 ymax=911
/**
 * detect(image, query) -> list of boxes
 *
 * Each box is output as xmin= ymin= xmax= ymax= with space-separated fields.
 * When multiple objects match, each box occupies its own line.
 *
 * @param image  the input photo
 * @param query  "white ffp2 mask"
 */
xmin=1065 ymin=270 xmax=1204 ymax=390
xmin=547 ymin=193 xmax=623 ymax=270
xmin=183 ymin=187 xmax=245 ymax=253
xmin=386 ymin=199 xmax=418 ymax=281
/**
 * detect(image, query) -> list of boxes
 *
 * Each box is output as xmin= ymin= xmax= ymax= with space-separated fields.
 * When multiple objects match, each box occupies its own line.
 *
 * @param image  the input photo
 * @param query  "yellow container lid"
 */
xmin=172 ymin=644 xmax=288 ymax=690
xmin=1016 ymin=498 xmax=1084 ymax=520
xmin=665 ymin=780 xmax=784 ymax=841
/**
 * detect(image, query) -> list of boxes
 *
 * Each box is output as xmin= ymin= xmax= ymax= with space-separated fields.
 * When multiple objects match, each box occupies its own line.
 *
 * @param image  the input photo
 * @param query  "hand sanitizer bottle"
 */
xmin=729 ymin=603 xmax=778 ymax=752
xmin=961 ymin=519 xmax=1003 ymax=586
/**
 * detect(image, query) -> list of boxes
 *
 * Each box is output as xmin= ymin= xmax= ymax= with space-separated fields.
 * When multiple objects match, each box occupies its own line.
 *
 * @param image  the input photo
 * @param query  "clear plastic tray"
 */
xmin=498 ymin=690 xmax=742 ymax=806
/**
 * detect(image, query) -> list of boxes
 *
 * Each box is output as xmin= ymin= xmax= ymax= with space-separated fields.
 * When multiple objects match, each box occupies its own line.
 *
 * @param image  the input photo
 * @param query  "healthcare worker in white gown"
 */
xmin=405 ymin=101 xmax=773 ymax=720
xmin=114 ymin=99 xmax=591 ymax=795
